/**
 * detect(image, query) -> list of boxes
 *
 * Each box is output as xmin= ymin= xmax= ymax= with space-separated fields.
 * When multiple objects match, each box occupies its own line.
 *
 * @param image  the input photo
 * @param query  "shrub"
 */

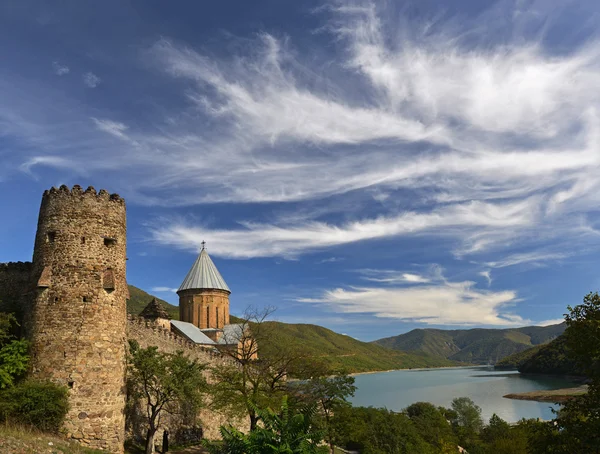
xmin=0 ymin=380 xmax=69 ymax=432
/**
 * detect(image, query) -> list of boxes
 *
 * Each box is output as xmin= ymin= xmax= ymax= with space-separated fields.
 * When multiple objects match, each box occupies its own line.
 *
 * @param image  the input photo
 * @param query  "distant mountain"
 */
xmin=497 ymin=335 xmax=585 ymax=377
xmin=259 ymin=321 xmax=458 ymax=374
xmin=126 ymin=285 xmax=456 ymax=374
xmin=127 ymin=285 xmax=179 ymax=320
xmin=373 ymin=323 xmax=566 ymax=365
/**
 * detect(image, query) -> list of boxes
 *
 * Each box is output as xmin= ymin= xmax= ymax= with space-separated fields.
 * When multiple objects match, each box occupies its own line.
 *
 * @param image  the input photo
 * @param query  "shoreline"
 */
xmin=503 ymin=385 xmax=588 ymax=403
xmin=350 ymin=364 xmax=486 ymax=377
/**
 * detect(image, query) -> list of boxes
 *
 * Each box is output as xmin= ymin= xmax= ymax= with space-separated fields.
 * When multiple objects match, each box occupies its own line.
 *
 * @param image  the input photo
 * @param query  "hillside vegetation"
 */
xmin=374 ymin=323 xmax=565 ymax=365
xmin=498 ymin=335 xmax=586 ymax=377
xmin=127 ymin=285 xmax=179 ymax=319
xmin=259 ymin=321 xmax=457 ymax=374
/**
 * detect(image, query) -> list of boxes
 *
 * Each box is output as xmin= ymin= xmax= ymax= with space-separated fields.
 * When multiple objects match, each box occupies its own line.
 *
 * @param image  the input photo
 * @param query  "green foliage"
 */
xmin=449 ymin=397 xmax=484 ymax=449
xmin=0 ymin=380 xmax=69 ymax=432
xmin=375 ymin=323 xmax=565 ymax=365
xmin=126 ymin=285 xmax=179 ymax=319
xmin=405 ymin=401 xmax=458 ymax=450
xmin=0 ymin=312 xmax=29 ymax=388
xmin=331 ymin=405 xmax=436 ymax=454
xmin=525 ymin=292 xmax=600 ymax=453
xmin=516 ymin=336 xmax=584 ymax=376
xmin=495 ymin=344 xmax=544 ymax=369
xmin=205 ymin=396 xmax=328 ymax=454
xmin=127 ymin=341 xmax=207 ymax=454
xmin=258 ymin=321 xmax=456 ymax=374
xmin=292 ymin=364 xmax=356 ymax=453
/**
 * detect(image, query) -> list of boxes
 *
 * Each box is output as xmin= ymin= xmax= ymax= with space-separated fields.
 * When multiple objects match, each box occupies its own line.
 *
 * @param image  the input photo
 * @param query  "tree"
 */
xmin=330 ymin=405 xmax=436 ymax=454
xmin=204 ymin=396 xmax=328 ymax=454
xmin=210 ymin=307 xmax=307 ymax=431
xmin=127 ymin=341 xmax=208 ymax=454
xmin=405 ymin=401 xmax=457 ymax=450
xmin=294 ymin=363 xmax=356 ymax=453
xmin=0 ymin=312 xmax=29 ymax=389
xmin=449 ymin=397 xmax=483 ymax=449
xmin=528 ymin=292 xmax=600 ymax=453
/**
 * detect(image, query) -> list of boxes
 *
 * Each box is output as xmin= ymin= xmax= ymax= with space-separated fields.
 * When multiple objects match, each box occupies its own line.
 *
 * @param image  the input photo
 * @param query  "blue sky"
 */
xmin=2 ymin=0 xmax=600 ymax=341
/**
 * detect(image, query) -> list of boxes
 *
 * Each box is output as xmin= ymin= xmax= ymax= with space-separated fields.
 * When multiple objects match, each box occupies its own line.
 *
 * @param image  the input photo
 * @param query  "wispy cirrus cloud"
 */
xmin=298 ymin=267 xmax=527 ymax=326
xmin=3 ymin=0 xmax=600 ymax=267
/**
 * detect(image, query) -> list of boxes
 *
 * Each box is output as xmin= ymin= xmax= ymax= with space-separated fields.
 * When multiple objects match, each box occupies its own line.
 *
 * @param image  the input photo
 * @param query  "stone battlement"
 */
xmin=42 ymin=185 xmax=124 ymax=204
xmin=0 ymin=261 xmax=33 ymax=271
xmin=127 ymin=314 xmax=225 ymax=361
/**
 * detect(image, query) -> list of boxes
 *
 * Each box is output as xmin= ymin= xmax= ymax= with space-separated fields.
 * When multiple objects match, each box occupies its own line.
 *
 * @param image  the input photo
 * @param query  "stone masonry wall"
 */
xmin=27 ymin=185 xmax=127 ymax=453
xmin=0 ymin=262 xmax=32 ymax=315
xmin=127 ymin=315 xmax=250 ymax=441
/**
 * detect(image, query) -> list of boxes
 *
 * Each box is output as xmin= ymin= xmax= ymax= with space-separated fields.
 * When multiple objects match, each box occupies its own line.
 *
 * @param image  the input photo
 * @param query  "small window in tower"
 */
xmin=216 ymin=309 xmax=219 ymax=327
xmin=54 ymin=297 xmax=59 ymax=303
xmin=103 ymin=237 xmax=117 ymax=247
xmin=206 ymin=308 xmax=210 ymax=328
xmin=83 ymin=296 xmax=89 ymax=303
xmin=47 ymin=231 xmax=56 ymax=243
xmin=81 ymin=237 xmax=86 ymax=244
xmin=67 ymin=380 xmax=74 ymax=389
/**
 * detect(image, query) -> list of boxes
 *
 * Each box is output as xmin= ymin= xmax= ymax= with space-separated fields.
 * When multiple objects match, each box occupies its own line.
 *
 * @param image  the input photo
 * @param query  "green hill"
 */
xmin=127 ymin=285 xmax=179 ymax=319
xmin=506 ymin=335 xmax=585 ymax=377
xmin=126 ymin=285 xmax=457 ymax=374
xmin=373 ymin=323 xmax=566 ymax=365
xmin=494 ymin=344 xmax=544 ymax=369
xmin=258 ymin=321 xmax=458 ymax=374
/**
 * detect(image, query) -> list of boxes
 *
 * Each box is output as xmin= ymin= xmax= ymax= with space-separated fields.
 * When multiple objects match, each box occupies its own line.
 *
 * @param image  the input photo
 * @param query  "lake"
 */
xmin=350 ymin=367 xmax=577 ymax=422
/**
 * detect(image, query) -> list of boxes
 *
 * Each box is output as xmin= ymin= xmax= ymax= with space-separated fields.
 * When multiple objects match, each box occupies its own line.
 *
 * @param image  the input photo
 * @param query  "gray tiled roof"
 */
xmin=170 ymin=320 xmax=216 ymax=345
xmin=218 ymin=324 xmax=245 ymax=345
xmin=178 ymin=248 xmax=230 ymax=293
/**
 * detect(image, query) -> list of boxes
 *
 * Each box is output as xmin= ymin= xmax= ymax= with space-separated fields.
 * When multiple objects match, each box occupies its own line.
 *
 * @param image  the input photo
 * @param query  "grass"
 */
xmin=0 ymin=424 xmax=106 ymax=454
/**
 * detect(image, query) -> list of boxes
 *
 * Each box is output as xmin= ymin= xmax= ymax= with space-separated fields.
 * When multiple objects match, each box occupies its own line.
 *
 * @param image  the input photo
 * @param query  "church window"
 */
xmin=47 ymin=231 xmax=56 ymax=243
xmin=206 ymin=306 xmax=210 ymax=328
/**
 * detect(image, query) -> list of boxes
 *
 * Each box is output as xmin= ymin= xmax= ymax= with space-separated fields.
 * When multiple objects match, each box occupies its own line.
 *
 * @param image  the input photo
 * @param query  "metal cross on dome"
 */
xmin=201 ymin=241 xmax=206 ymax=250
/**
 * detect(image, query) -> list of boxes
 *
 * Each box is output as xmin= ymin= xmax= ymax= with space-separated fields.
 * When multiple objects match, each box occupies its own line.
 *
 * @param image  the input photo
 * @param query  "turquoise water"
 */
xmin=350 ymin=367 xmax=576 ymax=422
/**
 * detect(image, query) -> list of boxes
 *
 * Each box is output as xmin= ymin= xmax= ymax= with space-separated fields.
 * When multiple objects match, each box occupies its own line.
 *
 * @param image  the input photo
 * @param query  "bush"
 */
xmin=0 ymin=380 xmax=69 ymax=432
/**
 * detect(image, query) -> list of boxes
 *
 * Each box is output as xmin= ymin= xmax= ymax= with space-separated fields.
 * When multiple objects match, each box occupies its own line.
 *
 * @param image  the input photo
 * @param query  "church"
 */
xmin=141 ymin=243 xmax=244 ymax=350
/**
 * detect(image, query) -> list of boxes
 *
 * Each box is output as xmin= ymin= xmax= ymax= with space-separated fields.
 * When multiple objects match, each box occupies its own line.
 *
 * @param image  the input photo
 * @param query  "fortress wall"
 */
xmin=127 ymin=315 xmax=250 ymax=440
xmin=0 ymin=261 xmax=32 ymax=314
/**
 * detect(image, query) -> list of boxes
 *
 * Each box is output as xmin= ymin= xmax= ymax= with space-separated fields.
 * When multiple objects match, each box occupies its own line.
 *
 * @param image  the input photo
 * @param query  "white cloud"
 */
xmin=3 ymin=0 xmax=600 ymax=266
xmin=149 ymin=197 xmax=540 ymax=258
xmin=52 ymin=61 xmax=69 ymax=76
xmin=479 ymin=270 xmax=492 ymax=286
xmin=83 ymin=72 xmax=101 ymax=88
xmin=91 ymin=117 xmax=129 ymax=140
xmin=298 ymin=268 xmax=527 ymax=326
xmin=484 ymin=251 xmax=570 ymax=269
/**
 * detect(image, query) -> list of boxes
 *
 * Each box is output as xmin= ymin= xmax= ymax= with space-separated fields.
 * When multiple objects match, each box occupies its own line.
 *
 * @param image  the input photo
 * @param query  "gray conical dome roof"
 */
xmin=178 ymin=248 xmax=230 ymax=293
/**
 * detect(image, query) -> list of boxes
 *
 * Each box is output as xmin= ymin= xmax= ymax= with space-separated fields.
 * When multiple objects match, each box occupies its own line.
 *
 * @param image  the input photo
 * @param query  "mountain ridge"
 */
xmin=372 ymin=323 xmax=566 ymax=365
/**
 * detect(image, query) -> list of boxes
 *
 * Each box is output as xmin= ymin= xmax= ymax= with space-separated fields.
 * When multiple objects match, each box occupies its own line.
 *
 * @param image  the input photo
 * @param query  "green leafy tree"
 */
xmin=211 ymin=307 xmax=306 ymax=431
xmin=127 ymin=341 xmax=208 ymax=454
xmin=0 ymin=312 xmax=29 ymax=388
xmin=293 ymin=362 xmax=356 ymax=453
xmin=205 ymin=396 xmax=328 ymax=454
xmin=528 ymin=292 xmax=600 ymax=453
xmin=330 ymin=405 xmax=436 ymax=454
xmin=405 ymin=401 xmax=458 ymax=450
xmin=449 ymin=397 xmax=483 ymax=449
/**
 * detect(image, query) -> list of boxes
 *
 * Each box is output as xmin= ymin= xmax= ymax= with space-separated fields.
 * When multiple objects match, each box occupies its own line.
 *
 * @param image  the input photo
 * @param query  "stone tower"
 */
xmin=177 ymin=244 xmax=230 ymax=330
xmin=27 ymin=185 xmax=127 ymax=453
